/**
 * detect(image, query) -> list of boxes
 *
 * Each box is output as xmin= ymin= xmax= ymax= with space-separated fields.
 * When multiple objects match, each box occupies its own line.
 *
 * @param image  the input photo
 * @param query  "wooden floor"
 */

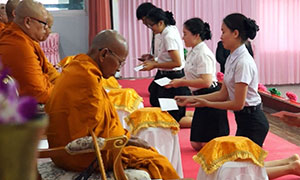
xmin=261 ymin=83 xmax=300 ymax=147
xmin=264 ymin=107 xmax=300 ymax=146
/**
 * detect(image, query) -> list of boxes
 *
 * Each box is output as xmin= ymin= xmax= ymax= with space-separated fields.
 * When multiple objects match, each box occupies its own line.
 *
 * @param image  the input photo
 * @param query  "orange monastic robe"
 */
xmin=0 ymin=22 xmax=5 ymax=32
xmin=0 ymin=22 xmax=59 ymax=103
xmin=45 ymin=54 xmax=179 ymax=179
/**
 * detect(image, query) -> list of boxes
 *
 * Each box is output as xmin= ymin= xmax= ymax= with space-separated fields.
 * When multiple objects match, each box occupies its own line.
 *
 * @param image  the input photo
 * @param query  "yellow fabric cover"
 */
xmin=125 ymin=107 xmax=180 ymax=135
xmin=0 ymin=22 xmax=59 ymax=103
xmin=108 ymin=88 xmax=142 ymax=113
xmin=102 ymin=76 xmax=121 ymax=90
xmin=45 ymin=54 xmax=179 ymax=179
xmin=193 ymin=136 xmax=268 ymax=174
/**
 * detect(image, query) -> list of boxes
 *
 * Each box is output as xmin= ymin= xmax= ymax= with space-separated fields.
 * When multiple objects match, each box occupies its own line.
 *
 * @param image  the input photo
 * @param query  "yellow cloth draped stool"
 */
xmin=107 ymin=88 xmax=143 ymax=129
xmin=194 ymin=136 xmax=268 ymax=180
xmin=125 ymin=107 xmax=184 ymax=178
xmin=102 ymin=77 xmax=122 ymax=90
xmin=107 ymin=88 xmax=141 ymax=113
xmin=125 ymin=107 xmax=179 ymax=135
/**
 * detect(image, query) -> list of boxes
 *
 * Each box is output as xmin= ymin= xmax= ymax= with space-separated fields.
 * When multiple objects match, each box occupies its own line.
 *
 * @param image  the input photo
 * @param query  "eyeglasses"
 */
xmin=146 ymin=23 xmax=156 ymax=29
xmin=99 ymin=48 xmax=125 ymax=68
xmin=29 ymin=17 xmax=48 ymax=28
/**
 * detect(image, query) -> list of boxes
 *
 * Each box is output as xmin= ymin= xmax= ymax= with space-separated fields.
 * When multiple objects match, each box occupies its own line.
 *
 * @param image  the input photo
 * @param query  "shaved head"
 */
xmin=91 ymin=29 xmax=128 ymax=54
xmin=15 ymin=0 xmax=47 ymax=21
xmin=0 ymin=4 xmax=8 ymax=23
xmin=14 ymin=0 xmax=48 ymax=42
xmin=6 ymin=0 xmax=20 ymax=23
xmin=89 ymin=30 xmax=128 ymax=78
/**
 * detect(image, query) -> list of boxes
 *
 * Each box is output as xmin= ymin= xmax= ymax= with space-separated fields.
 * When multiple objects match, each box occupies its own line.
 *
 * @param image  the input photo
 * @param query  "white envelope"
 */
xmin=158 ymin=98 xmax=179 ymax=111
xmin=134 ymin=65 xmax=144 ymax=72
xmin=154 ymin=77 xmax=171 ymax=86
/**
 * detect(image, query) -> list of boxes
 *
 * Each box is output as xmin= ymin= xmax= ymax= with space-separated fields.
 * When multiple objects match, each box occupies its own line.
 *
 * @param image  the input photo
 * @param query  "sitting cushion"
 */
xmin=38 ymin=161 xmax=151 ymax=180
xmin=125 ymin=107 xmax=180 ymax=135
xmin=193 ymin=136 xmax=268 ymax=174
xmin=65 ymin=136 xmax=105 ymax=155
xmin=102 ymin=76 xmax=122 ymax=90
xmin=197 ymin=161 xmax=268 ymax=180
xmin=107 ymin=88 xmax=143 ymax=113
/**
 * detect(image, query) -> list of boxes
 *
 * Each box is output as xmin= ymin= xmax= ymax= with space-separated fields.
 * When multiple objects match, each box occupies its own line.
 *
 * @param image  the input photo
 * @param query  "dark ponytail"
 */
xmin=244 ymin=18 xmax=259 ymax=40
xmin=165 ymin=11 xmax=176 ymax=25
xmin=146 ymin=8 xmax=176 ymax=26
xmin=223 ymin=13 xmax=259 ymax=41
xmin=184 ymin=18 xmax=212 ymax=40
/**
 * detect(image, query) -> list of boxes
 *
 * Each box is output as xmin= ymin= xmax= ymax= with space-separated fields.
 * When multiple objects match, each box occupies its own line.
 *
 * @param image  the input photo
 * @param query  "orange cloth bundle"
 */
xmin=193 ymin=136 xmax=268 ymax=174
xmin=107 ymin=88 xmax=143 ymax=113
xmin=102 ymin=76 xmax=121 ymax=90
xmin=125 ymin=107 xmax=180 ymax=135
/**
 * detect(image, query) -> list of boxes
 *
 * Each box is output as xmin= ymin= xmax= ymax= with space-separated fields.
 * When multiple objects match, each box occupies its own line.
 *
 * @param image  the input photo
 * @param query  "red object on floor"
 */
xmin=119 ymin=78 xmax=300 ymax=179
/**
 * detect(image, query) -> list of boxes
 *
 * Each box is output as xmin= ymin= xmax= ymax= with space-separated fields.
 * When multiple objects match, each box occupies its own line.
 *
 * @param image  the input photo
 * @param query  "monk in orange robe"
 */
xmin=0 ymin=4 xmax=7 ymax=31
xmin=0 ymin=0 xmax=59 ymax=103
xmin=45 ymin=30 xmax=180 ymax=179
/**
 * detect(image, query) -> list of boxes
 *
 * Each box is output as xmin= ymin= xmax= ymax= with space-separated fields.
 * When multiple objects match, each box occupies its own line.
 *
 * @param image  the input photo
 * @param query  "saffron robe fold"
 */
xmin=0 ymin=22 xmax=59 ymax=103
xmin=0 ymin=22 xmax=5 ymax=32
xmin=45 ymin=54 xmax=179 ymax=179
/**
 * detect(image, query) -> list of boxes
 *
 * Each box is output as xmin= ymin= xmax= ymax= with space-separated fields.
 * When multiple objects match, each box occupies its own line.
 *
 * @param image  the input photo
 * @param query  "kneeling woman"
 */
xmin=141 ymin=7 xmax=190 ymax=125
xmin=175 ymin=13 xmax=269 ymax=147
xmin=167 ymin=18 xmax=229 ymax=150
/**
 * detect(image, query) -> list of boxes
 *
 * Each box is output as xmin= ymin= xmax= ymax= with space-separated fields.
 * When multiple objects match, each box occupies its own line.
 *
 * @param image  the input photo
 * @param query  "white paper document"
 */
xmin=158 ymin=98 xmax=179 ymax=111
xmin=154 ymin=77 xmax=171 ymax=86
xmin=134 ymin=65 xmax=144 ymax=72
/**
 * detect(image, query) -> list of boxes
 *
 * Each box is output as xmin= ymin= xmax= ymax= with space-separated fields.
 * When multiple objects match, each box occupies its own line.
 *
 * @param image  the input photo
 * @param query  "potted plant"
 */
xmin=0 ymin=61 xmax=48 ymax=180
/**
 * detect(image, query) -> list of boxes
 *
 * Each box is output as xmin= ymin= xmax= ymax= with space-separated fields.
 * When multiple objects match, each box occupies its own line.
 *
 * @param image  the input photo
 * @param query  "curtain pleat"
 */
xmin=115 ymin=0 xmax=300 ymax=84
xmin=88 ymin=0 xmax=111 ymax=46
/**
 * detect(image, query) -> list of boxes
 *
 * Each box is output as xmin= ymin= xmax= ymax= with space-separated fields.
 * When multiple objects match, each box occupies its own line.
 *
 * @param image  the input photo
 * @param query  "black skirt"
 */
xmin=190 ymin=85 xmax=229 ymax=142
xmin=234 ymin=105 xmax=269 ymax=147
xmin=148 ymin=70 xmax=191 ymax=122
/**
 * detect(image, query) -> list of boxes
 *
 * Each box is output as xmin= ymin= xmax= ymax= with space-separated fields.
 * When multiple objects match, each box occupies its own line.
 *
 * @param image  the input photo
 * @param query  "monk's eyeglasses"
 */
xmin=29 ymin=17 xmax=48 ymax=28
xmin=99 ymin=48 xmax=125 ymax=68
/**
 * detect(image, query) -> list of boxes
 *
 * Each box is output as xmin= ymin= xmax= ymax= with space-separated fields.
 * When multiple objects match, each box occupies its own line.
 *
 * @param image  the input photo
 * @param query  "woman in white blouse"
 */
xmin=141 ymin=7 xmax=190 ymax=125
xmin=167 ymin=18 xmax=229 ymax=151
xmin=175 ymin=13 xmax=269 ymax=147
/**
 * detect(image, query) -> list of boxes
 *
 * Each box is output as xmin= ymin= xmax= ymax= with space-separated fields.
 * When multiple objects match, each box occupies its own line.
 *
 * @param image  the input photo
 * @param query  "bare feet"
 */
xmin=290 ymin=160 xmax=300 ymax=176
xmin=288 ymin=154 xmax=300 ymax=163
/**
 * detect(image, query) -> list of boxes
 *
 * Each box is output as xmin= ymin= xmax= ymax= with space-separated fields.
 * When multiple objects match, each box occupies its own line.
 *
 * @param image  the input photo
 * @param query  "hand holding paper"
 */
xmin=154 ymin=77 xmax=171 ymax=86
xmin=158 ymin=98 xmax=179 ymax=111
xmin=134 ymin=65 xmax=144 ymax=72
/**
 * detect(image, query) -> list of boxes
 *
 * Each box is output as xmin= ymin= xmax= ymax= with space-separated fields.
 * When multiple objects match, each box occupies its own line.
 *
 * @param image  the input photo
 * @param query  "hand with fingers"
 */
xmin=165 ymin=79 xmax=183 ymax=89
xmin=127 ymin=136 xmax=152 ymax=149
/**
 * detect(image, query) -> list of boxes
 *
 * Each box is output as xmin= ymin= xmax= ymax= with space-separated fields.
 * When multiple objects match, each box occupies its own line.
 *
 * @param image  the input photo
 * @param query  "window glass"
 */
xmin=0 ymin=0 xmax=84 ymax=11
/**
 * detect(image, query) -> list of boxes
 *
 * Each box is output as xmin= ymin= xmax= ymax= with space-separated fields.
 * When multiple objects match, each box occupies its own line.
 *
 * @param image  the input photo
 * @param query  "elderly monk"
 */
xmin=45 ymin=30 xmax=180 ymax=179
xmin=0 ymin=0 xmax=59 ymax=104
xmin=0 ymin=4 xmax=7 ymax=31
xmin=5 ymin=0 xmax=20 ymax=24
